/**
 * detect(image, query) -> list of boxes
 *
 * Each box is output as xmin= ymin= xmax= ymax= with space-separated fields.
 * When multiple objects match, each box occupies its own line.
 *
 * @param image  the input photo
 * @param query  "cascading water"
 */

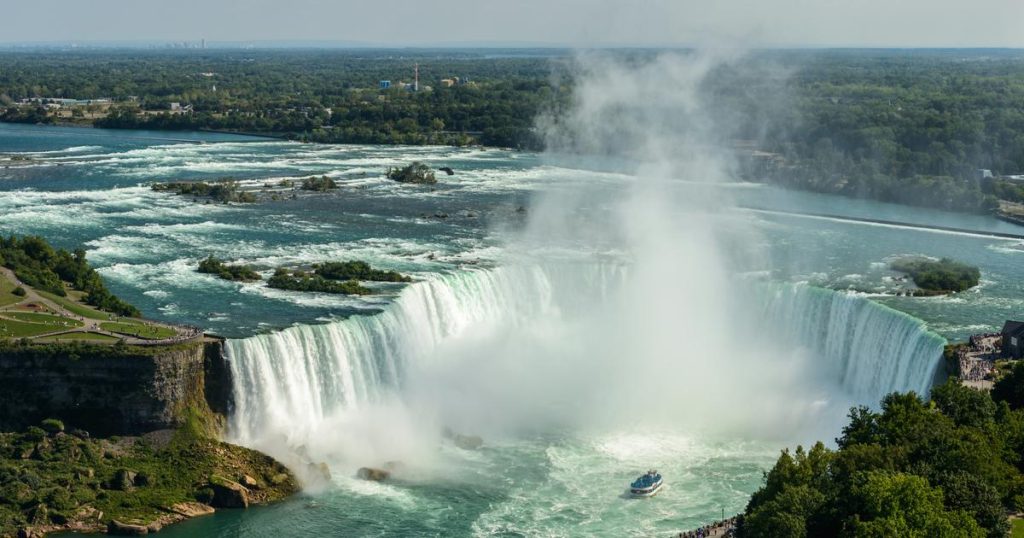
xmin=227 ymin=264 xmax=945 ymax=455
xmin=227 ymin=264 xmax=622 ymax=447
xmin=757 ymin=284 xmax=945 ymax=401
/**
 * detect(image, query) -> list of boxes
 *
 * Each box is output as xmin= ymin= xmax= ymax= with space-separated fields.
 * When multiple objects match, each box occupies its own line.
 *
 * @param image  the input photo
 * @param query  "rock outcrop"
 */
xmin=357 ymin=467 xmax=391 ymax=481
xmin=0 ymin=339 xmax=233 ymax=436
xmin=209 ymin=476 xmax=250 ymax=508
xmin=107 ymin=520 xmax=150 ymax=535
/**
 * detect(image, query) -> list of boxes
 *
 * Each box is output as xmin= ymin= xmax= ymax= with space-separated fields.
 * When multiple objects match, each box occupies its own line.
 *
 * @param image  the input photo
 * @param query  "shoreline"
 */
xmin=740 ymin=206 xmax=1024 ymax=240
xmin=0 ymin=120 xmax=283 ymax=144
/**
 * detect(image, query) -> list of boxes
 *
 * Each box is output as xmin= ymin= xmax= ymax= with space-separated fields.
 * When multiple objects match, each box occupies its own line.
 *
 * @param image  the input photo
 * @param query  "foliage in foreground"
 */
xmin=738 ymin=379 xmax=1024 ymax=538
xmin=890 ymin=257 xmax=981 ymax=293
xmin=0 ymin=235 xmax=139 ymax=317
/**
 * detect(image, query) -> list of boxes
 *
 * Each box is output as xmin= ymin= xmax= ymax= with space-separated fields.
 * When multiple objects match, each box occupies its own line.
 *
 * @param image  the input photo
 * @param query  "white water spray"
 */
xmin=224 ymin=51 xmax=945 ymax=482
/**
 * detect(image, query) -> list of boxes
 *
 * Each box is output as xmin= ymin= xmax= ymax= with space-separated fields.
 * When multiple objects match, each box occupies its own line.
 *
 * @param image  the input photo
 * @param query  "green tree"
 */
xmin=993 ymin=362 xmax=1024 ymax=410
xmin=847 ymin=472 xmax=983 ymax=538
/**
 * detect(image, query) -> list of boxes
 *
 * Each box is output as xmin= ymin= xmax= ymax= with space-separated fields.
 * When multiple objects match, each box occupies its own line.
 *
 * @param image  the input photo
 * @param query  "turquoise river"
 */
xmin=3 ymin=123 xmax=1023 ymax=537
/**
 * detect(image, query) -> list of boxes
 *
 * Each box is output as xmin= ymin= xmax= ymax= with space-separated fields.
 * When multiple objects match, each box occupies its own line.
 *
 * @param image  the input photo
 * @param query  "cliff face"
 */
xmin=0 ymin=339 xmax=234 ymax=436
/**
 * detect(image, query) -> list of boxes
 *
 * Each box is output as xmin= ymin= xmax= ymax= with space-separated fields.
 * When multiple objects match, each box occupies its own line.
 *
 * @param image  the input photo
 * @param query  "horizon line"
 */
xmin=1 ymin=40 xmax=1023 ymax=51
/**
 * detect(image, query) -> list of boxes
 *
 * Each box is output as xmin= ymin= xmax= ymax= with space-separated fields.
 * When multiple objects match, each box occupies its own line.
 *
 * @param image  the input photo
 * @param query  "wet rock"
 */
xmin=443 ymin=428 xmax=483 ymax=450
xmin=208 ymin=476 xmax=250 ymax=508
xmin=168 ymin=502 xmax=215 ymax=518
xmin=356 ymin=467 xmax=390 ymax=481
xmin=454 ymin=434 xmax=483 ymax=450
xmin=240 ymin=474 xmax=260 ymax=489
xmin=305 ymin=462 xmax=331 ymax=482
xmin=107 ymin=520 xmax=149 ymax=535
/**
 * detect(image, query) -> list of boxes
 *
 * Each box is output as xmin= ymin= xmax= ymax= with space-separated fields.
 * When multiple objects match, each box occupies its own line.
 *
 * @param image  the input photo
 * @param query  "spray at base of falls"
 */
xmin=225 ymin=264 xmax=945 ymax=473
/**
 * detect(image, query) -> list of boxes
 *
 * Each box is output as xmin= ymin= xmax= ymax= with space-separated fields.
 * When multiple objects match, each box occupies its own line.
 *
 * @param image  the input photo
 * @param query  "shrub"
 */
xmin=386 ymin=162 xmax=437 ymax=184
xmin=40 ymin=419 xmax=65 ymax=434
xmin=300 ymin=175 xmax=338 ymax=191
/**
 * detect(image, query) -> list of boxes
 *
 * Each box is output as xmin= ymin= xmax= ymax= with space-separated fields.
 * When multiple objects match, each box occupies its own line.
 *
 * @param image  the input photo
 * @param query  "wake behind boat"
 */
xmin=630 ymin=470 xmax=664 ymax=497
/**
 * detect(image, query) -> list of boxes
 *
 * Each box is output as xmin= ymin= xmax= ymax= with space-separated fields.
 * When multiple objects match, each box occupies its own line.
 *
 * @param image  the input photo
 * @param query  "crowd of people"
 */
xmin=957 ymin=333 xmax=1001 ymax=382
xmin=130 ymin=324 xmax=204 ymax=346
xmin=675 ymin=516 xmax=736 ymax=538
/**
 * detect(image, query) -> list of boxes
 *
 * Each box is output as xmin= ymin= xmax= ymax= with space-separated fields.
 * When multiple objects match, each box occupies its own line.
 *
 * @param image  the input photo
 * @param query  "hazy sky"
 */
xmin=6 ymin=0 xmax=1024 ymax=48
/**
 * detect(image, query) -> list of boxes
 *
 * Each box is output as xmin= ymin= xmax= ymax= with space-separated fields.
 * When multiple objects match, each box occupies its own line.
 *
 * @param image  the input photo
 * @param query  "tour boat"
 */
xmin=629 ymin=470 xmax=664 ymax=497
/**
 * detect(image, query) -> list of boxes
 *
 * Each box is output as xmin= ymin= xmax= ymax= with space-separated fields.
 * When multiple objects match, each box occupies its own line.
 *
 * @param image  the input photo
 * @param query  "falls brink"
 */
xmin=226 ymin=266 xmax=945 ymax=445
xmin=756 ymin=284 xmax=945 ymax=401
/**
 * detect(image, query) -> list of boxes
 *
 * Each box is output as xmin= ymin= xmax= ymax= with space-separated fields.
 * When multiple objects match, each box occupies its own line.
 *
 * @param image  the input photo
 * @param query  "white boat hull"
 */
xmin=630 ymin=480 xmax=664 ymax=497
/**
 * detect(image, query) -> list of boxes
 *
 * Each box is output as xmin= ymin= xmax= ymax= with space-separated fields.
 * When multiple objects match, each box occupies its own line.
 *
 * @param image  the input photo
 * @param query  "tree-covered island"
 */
xmin=266 ymin=268 xmax=372 ymax=295
xmin=890 ymin=257 xmax=981 ymax=295
xmin=197 ymin=256 xmax=261 ymax=282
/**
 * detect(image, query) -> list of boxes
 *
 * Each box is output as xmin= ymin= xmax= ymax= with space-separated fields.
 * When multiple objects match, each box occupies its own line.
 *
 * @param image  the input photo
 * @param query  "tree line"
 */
xmin=3 ymin=49 xmax=1024 ymax=211
xmin=738 ymin=371 xmax=1024 ymax=537
xmin=0 ymin=235 xmax=139 ymax=317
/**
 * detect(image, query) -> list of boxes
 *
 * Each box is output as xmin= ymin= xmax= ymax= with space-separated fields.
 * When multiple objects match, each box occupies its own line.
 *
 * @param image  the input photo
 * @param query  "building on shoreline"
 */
xmin=1002 ymin=320 xmax=1024 ymax=359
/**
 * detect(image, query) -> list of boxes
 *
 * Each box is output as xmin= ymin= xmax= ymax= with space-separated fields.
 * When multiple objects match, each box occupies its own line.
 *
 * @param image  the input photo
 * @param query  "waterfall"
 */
xmin=226 ymin=266 xmax=945 ymax=446
xmin=226 ymin=265 xmax=618 ymax=445
xmin=756 ymin=284 xmax=946 ymax=401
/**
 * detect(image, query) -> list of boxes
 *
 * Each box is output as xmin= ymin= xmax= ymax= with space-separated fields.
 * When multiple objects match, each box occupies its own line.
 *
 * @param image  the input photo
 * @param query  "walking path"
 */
xmin=0 ymin=267 xmax=201 ymax=346
xmin=673 ymin=516 xmax=736 ymax=538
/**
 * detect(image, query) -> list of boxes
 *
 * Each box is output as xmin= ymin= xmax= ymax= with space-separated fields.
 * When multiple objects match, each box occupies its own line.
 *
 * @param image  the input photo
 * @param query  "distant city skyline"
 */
xmin=5 ymin=0 xmax=1024 ymax=48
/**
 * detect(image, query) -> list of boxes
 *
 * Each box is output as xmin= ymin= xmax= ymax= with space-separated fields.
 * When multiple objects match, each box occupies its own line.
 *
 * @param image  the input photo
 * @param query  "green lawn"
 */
xmin=0 ymin=277 xmax=22 ymax=308
xmin=100 ymin=321 xmax=177 ymax=340
xmin=1012 ymin=519 xmax=1024 ymax=538
xmin=0 ymin=319 xmax=63 ymax=338
xmin=2 ymin=312 xmax=84 ymax=328
xmin=37 ymin=290 xmax=110 ymax=320
xmin=36 ymin=331 xmax=121 ymax=343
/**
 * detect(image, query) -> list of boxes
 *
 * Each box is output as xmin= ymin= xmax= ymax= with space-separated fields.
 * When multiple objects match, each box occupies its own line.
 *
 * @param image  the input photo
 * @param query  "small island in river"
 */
xmin=890 ymin=256 xmax=981 ymax=295
xmin=197 ymin=257 xmax=412 ymax=296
